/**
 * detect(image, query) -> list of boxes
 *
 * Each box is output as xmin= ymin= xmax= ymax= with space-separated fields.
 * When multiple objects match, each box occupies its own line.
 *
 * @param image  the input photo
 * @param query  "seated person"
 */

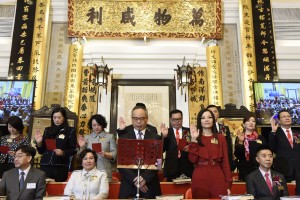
xmin=64 ymin=149 xmax=109 ymax=199
xmin=0 ymin=145 xmax=46 ymax=200
xmin=246 ymin=145 xmax=289 ymax=200
xmin=117 ymin=102 xmax=157 ymax=137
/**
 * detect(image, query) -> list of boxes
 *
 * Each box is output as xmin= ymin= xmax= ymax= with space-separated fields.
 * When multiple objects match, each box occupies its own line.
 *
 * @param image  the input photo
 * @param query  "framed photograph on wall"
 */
xmin=110 ymin=79 xmax=176 ymax=134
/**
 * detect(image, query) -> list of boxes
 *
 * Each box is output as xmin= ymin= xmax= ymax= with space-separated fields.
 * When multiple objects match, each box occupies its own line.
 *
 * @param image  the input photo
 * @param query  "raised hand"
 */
xmin=34 ymin=129 xmax=43 ymax=145
xmin=190 ymin=124 xmax=199 ymax=142
xmin=77 ymin=135 xmax=86 ymax=148
xmin=270 ymin=116 xmax=279 ymax=133
xmin=236 ymin=129 xmax=245 ymax=144
xmin=160 ymin=123 xmax=169 ymax=138
xmin=119 ymin=117 xmax=126 ymax=130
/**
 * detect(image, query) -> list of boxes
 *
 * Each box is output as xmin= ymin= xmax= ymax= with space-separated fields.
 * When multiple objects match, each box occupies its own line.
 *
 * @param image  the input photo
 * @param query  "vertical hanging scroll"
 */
xmin=77 ymin=66 xmax=98 ymax=136
xmin=188 ymin=66 xmax=208 ymax=126
xmin=64 ymin=41 xmax=83 ymax=114
xmin=206 ymin=43 xmax=223 ymax=107
xmin=239 ymin=0 xmax=257 ymax=111
xmin=29 ymin=0 xmax=50 ymax=109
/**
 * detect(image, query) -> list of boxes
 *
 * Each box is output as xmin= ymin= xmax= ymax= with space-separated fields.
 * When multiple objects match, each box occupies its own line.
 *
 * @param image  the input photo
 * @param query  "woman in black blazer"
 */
xmin=234 ymin=113 xmax=266 ymax=181
xmin=35 ymin=107 xmax=77 ymax=182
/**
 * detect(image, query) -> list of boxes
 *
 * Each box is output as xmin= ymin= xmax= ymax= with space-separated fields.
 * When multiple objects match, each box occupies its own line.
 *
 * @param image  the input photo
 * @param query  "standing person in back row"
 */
xmin=35 ymin=107 xmax=77 ymax=182
xmin=161 ymin=109 xmax=194 ymax=181
xmin=269 ymin=109 xmax=300 ymax=194
xmin=117 ymin=105 xmax=162 ymax=199
xmin=117 ymin=103 xmax=157 ymax=137
xmin=207 ymin=105 xmax=235 ymax=171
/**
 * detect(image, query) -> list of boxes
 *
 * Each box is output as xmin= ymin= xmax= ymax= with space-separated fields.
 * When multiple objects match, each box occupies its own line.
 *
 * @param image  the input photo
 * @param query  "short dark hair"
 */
xmin=136 ymin=103 xmax=146 ymax=108
xmin=256 ymin=145 xmax=273 ymax=156
xmin=131 ymin=105 xmax=148 ymax=118
xmin=278 ymin=109 xmax=291 ymax=120
xmin=15 ymin=145 xmax=36 ymax=158
xmin=79 ymin=148 xmax=98 ymax=166
xmin=206 ymin=104 xmax=218 ymax=109
xmin=169 ymin=109 xmax=182 ymax=118
xmin=88 ymin=114 xmax=107 ymax=129
xmin=6 ymin=116 xmax=24 ymax=134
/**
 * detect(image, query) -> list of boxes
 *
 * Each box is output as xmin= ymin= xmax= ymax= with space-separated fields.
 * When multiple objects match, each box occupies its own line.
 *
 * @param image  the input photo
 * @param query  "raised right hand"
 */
xmin=34 ymin=129 xmax=43 ymax=144
xmin=77 ymin=135 xmax=86 ymax=147
xmin=190 ymin=124 xmax=199 ymax=142
xmin=118 ymin=117 xmax=126 ymax=130
xmin=270 ymin=116 xmax=279 ymax=133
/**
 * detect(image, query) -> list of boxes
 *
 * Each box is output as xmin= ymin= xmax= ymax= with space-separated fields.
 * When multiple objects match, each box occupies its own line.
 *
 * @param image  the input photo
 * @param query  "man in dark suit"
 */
xmin=246 ymin=145 xmax=289 ymax=200
xmin=117 ymin=102 xmax=157 ymax=138
xmin=0 ymin=145 xmax=46 ymax=200
xmin=269 ymin=109 xmax=300 ymax=194
xmin=207 ymin=105 xmax=234 ymax=171
xmin=118 ymin=105 xmax=162 ymax=199
xmin=161 ymin=109 xmax=194 ymax=181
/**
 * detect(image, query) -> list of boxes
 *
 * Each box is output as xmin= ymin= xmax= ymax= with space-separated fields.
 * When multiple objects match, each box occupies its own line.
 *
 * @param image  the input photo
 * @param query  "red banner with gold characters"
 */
xmin=251 ymin=0 xmax=278 ymax=81
xmin=8 ymin=0 xmax=37 ymax=80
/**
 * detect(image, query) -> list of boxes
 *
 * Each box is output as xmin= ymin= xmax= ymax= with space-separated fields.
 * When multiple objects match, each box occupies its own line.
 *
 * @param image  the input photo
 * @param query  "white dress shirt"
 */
xmin=64 ymin=167 xmax=109 ymax=200
xmin=172 ymin=127 xmax=183 ymax=139
xmin=18 ymin=165 xmax=31 ymax=181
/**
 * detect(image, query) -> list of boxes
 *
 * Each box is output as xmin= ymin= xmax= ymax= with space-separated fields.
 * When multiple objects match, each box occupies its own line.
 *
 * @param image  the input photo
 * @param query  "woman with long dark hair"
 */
xmin=234 ymin=113 xmax=266 ymax=181
xmin=188 ymin=109 xmax=232 ymax=198
xmin=35 ymin=107 xmax=77 ymax=182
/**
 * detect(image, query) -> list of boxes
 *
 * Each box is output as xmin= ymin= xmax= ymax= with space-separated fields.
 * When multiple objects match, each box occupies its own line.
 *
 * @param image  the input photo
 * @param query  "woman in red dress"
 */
xmin=189 ymin=109 xmax=232 ymax=198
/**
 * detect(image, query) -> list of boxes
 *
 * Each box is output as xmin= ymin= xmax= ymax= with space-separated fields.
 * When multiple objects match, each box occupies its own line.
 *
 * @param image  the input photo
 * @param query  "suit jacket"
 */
xmin=118 ymin=125 xmax=162 ymax=199
xmin=246 ymin=169 xmax=289 ymax=200
xmin=117 ymin=124 xmax=157 ymax=138
xmin=36 ymin=126 xmax=77 ymax=166
xmin=163 ymin=127 xmax=194 ymax=180
xmin=268 ymin=128 xmax=300 ymax=178
xmin=218 ymin=123 xmax=234 ymax=171
xmin=0 ymin=167 xmax=46 ymax=200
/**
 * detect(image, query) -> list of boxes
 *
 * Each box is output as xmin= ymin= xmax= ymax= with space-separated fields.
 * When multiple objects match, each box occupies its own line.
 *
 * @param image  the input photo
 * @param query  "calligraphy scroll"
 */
xmin=251 ymin=0 xmax=278 ymax=81
xmin=29 ymin=0 xmax=51 ymax=109
xmin=68 ymin=0 xmax=221 ymax=39
xmin=188 ymin=67 xmax=208 ymax=126
xmin=206 ymin=45 xmax=223 ymax=107
xmin=239 ymin=0 xmax=257 ymax=111
xmin=64 ymin=42 xmax=83 ymax=114
xmin=77 ymin=66 xmax=98 ymax=135
xmin=8 ymin=0 xmax=36 ymax=80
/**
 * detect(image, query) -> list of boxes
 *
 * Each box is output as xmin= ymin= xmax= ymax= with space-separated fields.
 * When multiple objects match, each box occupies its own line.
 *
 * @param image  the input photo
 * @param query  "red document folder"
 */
xmin=177 ymin=139 xmax=188 ymax=151
xmin=92 ymin=143 xmax=102 ymax=153
xmin=0 ymin=146 xmax=9 ymax=154
xmin=45 ymin=139 xmax=56 ymax=151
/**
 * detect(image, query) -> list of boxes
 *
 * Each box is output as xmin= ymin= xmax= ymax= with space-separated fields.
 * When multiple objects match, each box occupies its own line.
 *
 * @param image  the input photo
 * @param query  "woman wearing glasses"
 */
xmin=64 ymin=148 xmax=109 ymax=199
xmin=0 ymin=116 xmax=30 ymax=178
xmin=77 ymin=114 xmax=117 ymax=181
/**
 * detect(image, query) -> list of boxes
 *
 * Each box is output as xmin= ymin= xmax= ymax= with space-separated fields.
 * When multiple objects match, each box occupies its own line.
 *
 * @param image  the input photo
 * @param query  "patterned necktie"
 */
xmin=286 ymin=129 xmax=293 ymax=148
xmin=265 ymin=173 xmax=273 ymax=194
xmin=19 ymin=171 xmax=25 ymax=191
xmin=138 ymin=131 xmax=143 ymax=140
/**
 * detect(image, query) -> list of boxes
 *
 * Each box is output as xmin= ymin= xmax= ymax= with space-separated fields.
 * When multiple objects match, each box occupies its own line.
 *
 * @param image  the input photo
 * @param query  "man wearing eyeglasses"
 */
xmin=117 ymin=104 xmax=162 ymax=199
xmin=161 ymin=109 xmax=194 ymax=181
xmin=0 ymin=145 xmax=46 ymax=200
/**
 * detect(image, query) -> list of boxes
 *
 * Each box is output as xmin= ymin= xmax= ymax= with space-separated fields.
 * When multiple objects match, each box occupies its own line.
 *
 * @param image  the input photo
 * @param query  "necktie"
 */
xmin=286 ymin=129 xmax=293 ymax=148
xmin=265 ymin=173 xmax=273 ymax=194
xmin=138 ymin=131 xmax=143 ymax=140
xmin=175 ymin=129 xmax=181 ymax=158
xmin=19 ymin=171 xmax=25 ymax=191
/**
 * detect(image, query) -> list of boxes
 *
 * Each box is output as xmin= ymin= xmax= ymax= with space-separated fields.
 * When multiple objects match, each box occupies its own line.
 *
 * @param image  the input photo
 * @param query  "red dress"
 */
xmin=188 ymin=134 xmax=232 ymax=199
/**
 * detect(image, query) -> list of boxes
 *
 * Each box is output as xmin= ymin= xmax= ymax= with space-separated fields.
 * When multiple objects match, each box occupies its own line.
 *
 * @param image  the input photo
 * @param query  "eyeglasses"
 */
xmin=14 ymin=154 xmax=30 ymax=159
xmin=132 ymin=117 xmax=146 ymax=122
xmin=171 ymin=118 xmax=182 ymax=122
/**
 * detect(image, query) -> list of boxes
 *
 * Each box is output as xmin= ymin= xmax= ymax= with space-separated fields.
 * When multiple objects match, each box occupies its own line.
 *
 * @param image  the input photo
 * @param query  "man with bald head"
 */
xmin=117 ymin=104 xmax=162 ymax=199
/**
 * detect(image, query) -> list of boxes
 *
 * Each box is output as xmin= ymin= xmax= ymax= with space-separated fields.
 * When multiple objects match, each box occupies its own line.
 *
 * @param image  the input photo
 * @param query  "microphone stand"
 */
xmin=134 ymin=157 xmax=144 ymax=200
